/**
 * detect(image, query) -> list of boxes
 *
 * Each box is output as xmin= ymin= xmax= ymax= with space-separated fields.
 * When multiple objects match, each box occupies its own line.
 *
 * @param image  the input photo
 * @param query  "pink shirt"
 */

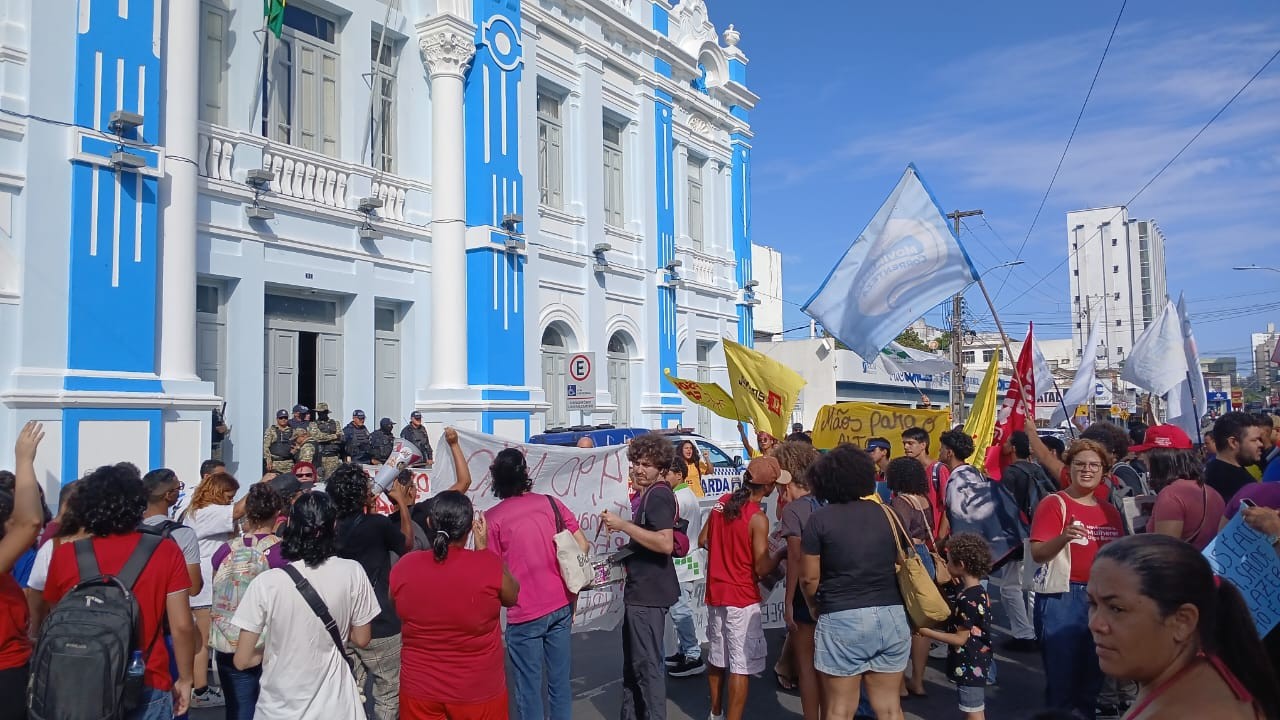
xmin=1147 ymin=479 xmax=1225 ymax=550
xmin=485 ymin=493 xmax=581 ymax=624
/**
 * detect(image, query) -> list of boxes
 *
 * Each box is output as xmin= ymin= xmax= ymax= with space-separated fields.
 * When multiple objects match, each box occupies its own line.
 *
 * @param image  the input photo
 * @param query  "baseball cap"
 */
xmin=745 ymin=456 xmax=783 ymax=486
xmin=315 ymin=402 xmax=330 ymax=412
xmin=275 ymin=409 xmax=288 ymax=419
xmin=1129 ymin=424 xmax=1193 ymax=454
xmin=268 ymin=472 xmax=314 ymax=496
xmin=353 ymin=409 xmax=366 ymax=419
xmin=380 ymin=417 xmax=395 ymax=428
xmin=292 ymin=404 xmax=308 ymax=415
xmin=410 ymin=411 xmax=422 ymax=420
xmin=866 ymin=439 xmax=892 ymax=452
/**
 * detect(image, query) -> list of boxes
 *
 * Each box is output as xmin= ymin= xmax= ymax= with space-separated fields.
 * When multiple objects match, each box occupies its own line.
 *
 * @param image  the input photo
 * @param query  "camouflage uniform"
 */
xmin=263 ymin=424 xmax=297 ymax=474
xmin=310 ymin=402 xmax=343 ymax=480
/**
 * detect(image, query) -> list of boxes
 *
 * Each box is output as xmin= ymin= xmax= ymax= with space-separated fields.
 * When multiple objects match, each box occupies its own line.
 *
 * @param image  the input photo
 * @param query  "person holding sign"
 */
xmin=1086 ymin=534 xmax=1280 ymax=720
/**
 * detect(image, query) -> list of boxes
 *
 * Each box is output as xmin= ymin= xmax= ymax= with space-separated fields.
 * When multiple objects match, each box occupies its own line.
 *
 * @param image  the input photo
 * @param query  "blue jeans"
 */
xmin=667 ymin=581 xmax=701 ymax=660
xmin=127 ymin=687 xmax=173 ymax=720
xmin=506 ymin=603 xmax=573 ymax=720
xmin=1035 ymin=582 xmax=1103 ymax=718
xmin=216 ymin=650 xmax=261 ymax=720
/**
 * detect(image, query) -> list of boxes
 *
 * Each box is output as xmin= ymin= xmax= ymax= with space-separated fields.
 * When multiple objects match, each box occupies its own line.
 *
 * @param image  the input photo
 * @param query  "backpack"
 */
xmin=28 ymin=534 xmax=162 ymax=720
xmin=1011 ymin=460 xmax=1058 ymax=523
xmin=640 ymin=483 xmax=690 ymax=558
xmin=209 ymin=534 xmax=282 ymax=654
xmin=1112 ymin=461 xmax=1150 ymax=496
xmin=137 ymin=518 xmax=183 ymax=541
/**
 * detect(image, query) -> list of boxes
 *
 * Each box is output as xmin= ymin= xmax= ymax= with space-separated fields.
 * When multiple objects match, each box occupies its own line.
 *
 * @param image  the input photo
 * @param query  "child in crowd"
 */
xmin=917 ymin=533 xmax=994 ymax=720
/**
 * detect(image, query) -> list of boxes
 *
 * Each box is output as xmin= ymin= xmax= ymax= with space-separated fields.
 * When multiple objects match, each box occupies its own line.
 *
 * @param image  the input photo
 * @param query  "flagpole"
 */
xmin=1051 ymin=377 xmax=1078 ymax=438
xmin=974 ymin=276 xmax=1030 ymax=419
xmin=250 ymin=13 xmax=270 ymax=132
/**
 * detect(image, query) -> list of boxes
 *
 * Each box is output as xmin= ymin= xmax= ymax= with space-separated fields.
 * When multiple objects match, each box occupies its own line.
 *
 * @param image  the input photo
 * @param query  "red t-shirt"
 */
xmin=391 ymin=548 xmax=504 ymax=704
xmin=705 ymin=495 xmax=761 ymax=608
xmin=1030 ymin=492 xmax=1124 ymax=583
xmin=927 ymin=462 xmax=950 ymax=534
xmin=1056 ymin=466 xmax=1113 ymax=502
xmin=0 ymin=574 xmax=31 ymax=670
xmin=44 ymin=533 xmax=190 ymax=691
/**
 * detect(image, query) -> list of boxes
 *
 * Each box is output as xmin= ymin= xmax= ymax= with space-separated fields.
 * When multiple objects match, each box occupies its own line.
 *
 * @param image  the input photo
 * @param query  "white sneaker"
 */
xmin=709 ymin=714 xmax=725 ymax=720
xmin=191 ymin=686 xmax=225 ymax=708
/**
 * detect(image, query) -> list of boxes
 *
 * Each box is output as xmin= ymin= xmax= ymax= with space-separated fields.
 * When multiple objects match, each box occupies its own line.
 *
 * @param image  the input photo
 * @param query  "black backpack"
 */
xmin=27 ymin=533 xmax=162 ymax=720
xmin=137 ymin=518 xmax=183 ymax=540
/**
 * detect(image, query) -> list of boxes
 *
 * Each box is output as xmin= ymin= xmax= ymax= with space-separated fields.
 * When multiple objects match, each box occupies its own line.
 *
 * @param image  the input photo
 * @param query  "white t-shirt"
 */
xmin=232 ymin=558 xmax=379 ymax=720
xmin=27 ymin=538 xmax=56 ymax=592
xmin=184 ymin=504 xmax=236 ymax=607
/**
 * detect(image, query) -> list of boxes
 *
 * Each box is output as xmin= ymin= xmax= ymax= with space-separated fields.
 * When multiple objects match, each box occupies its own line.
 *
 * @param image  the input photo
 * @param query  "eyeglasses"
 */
xmin=1071 ymin=462 xmax=1103 ymax=471
xmin=296 ymin=472 xmax=315 ymax=479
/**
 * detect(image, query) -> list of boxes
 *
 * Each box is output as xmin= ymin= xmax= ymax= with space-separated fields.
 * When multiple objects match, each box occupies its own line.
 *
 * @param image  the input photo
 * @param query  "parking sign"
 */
xmin=567 ymin=353 xmax=595 ymax=410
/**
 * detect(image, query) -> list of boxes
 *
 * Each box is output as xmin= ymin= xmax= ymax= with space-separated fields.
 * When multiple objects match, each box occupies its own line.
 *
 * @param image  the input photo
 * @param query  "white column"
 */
xmin=159 ymin=0 xmax=199 ymax=380
xmin=418 ymin=17 xmax=476 ymax=389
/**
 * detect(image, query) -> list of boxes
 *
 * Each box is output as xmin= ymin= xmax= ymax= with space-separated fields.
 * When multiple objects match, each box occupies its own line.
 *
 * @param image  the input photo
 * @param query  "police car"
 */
xmin=650 ymin=428 xmax=746 ymax=496
xmin=527 ymin=424 xmax=649 ymax=447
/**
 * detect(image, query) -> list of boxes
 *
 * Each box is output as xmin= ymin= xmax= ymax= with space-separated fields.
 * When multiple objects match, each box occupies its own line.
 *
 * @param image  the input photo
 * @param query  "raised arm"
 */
xmin=1026 ymin=430 xmax=1066 ymax=484
xmin=1 ymin=423 xmax=44 ymax=573
xmin=443 ymin=428 xmax=471 ymax=494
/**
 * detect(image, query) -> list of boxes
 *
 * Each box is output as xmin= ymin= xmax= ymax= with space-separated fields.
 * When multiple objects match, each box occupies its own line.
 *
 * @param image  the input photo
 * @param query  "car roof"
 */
xmin=527 ymin=425 xmax=649 ymax=447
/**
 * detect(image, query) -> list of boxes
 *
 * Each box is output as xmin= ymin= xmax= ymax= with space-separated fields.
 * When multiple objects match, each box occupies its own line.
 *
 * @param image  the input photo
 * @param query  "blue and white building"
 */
xmin=0 ymin=0 xmax=758 ymax=487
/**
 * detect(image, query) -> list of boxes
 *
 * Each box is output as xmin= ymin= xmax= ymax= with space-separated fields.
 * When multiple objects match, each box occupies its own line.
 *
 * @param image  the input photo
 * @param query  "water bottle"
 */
xmin=123 ymin=650 xmax=145 ymax=708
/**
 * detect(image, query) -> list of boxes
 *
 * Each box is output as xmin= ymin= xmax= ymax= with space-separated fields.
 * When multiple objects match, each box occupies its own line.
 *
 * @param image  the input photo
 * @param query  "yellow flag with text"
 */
xmin=723 ymin=338 xmax=807 ymax=440
xmin=664 ymin=370 xmax=740 ymax=421
xmin=964 ymin=349 xmax=1002 ymax=465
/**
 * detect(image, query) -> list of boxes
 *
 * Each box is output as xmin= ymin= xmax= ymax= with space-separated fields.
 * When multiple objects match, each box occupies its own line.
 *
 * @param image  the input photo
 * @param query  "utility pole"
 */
xmin=947 ymin=209 xmax=984 ymax=424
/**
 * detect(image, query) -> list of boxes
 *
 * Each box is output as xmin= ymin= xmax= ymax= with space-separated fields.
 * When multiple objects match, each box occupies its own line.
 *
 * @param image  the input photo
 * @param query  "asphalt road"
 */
xmin=192 ymin=587 xmax=1052 ymax=719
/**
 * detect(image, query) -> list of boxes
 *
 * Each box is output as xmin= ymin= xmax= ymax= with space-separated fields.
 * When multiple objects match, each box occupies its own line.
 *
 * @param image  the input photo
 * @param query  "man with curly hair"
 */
xmin=602 ymin=433 xmax=679 ymax=720
xmin=42 ymin=463 xmax=197 ymax=718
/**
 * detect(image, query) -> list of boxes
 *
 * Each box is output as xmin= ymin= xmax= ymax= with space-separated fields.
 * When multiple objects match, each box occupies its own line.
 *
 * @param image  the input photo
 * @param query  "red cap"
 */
xmin=1129 ymin=424 xmax=1193 ymax=454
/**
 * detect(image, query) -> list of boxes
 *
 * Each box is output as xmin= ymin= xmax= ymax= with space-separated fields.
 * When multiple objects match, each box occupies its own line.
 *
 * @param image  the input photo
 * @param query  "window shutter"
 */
xmin=321 ymin=50 xmax=339 ymax=157
xmin=200 ymin=6 xmax=226 ymax=124
xmin=548 ymin=122 xmax=563 ymax=209
xmin=297 ymin=43 xmax=318 ymax=151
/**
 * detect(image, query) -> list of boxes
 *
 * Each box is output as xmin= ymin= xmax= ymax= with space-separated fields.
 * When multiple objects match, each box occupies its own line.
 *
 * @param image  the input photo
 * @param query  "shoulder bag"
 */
xmin=1023 ymin=493 xmax=1072 ymax=594
xmin=548 ymin=495 xmax=594 ymax=593
xmin=878 ymin=504 xmax=949 ymax=628
xmin=282 ymin=564 xmax=357 ymax=676
xmin=915 ymin=498 xmax=951 ymax=585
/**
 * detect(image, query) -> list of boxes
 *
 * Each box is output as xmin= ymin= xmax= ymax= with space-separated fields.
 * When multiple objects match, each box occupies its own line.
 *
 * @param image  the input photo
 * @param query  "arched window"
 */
xmin=541 ymin=324 xmax=572 ymax=428
xmin=607 ymin=332 xmax=634 ymax=426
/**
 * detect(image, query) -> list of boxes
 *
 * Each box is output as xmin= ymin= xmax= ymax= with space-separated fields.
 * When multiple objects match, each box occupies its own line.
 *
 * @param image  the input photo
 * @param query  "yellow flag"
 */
xmin=664 ymin=370 xmax=740 ymax=421
xmin=964 ymin=349 xmax=1002 ymax=464
xmin=722 ymin=338 xmax=806 ymax=440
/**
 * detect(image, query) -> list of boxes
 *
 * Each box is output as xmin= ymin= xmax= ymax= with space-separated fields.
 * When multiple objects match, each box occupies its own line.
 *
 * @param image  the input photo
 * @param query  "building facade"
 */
xmin=750 ymin=242 xmax=782 ymax=342
xmin=0 ymin=0 xmax=758 ymax=487
xmin=1066 ymin=206 xmax=1168 ymax=372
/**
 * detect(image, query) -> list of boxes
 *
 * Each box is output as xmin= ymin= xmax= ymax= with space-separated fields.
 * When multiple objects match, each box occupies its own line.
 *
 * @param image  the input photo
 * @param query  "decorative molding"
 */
xmin=417 ymin=15 xmax=477 ymax=80
xmin=687 ymin=113 xmax=713 ymax=136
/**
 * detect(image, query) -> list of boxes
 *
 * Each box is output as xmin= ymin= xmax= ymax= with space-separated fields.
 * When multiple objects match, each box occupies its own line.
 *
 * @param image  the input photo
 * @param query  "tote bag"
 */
xmin=1023 ymin=493 xmax=1071 ymax=594
xmin=549 ymin=495 xmax=594 ymax=593
xmin=879 ymin=505 xmax=950 ymax=628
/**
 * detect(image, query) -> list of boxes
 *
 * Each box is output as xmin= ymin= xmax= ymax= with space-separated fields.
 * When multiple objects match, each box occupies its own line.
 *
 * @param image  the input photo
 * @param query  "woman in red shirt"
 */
xmin=1029 ymin=438 xmax=1124 ymax=719
xmin=391 ymin=491 xmax=519 ymax=720
xmin=0 ymin=423 xmax=45 ymax=719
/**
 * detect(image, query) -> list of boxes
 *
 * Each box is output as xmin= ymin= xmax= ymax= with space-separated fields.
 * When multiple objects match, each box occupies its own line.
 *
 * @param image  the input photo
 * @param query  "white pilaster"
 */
xmin=418 ymin=15 xmax=476 ymax=390
xmin=159 ymin=0 xmax=199 ymax=381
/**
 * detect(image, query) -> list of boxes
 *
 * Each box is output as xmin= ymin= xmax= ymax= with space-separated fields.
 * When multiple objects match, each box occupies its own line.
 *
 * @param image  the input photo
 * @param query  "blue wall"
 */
xmin=731 ymin=128 xmax=754 ymax=347
xmin=67 ymin=0 xmax=162 ymax=382
xmin=654 ymin=87 xmax=679 ymax=408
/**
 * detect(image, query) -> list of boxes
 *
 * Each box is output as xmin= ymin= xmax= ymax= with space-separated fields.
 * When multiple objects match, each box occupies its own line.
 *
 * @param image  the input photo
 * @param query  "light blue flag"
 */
xmin=802 ymin=165 xmax=979 ymax=361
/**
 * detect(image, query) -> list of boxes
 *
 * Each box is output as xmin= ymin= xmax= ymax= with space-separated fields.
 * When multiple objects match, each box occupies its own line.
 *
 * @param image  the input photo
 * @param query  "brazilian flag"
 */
xmin=265 ymin=0 xmax=286 ymax=38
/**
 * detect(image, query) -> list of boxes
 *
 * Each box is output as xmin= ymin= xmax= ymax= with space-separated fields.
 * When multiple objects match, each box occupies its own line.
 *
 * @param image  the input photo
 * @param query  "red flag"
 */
xmin=984 ymin=325 xmax=1038 ymax=478
xmin=1271 ymin=339 xmax=1280 ymax=366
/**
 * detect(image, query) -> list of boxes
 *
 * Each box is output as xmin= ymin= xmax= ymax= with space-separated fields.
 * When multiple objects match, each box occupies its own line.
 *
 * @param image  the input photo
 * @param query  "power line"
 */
xmin=995 ymin=0 xmax=1127 ymax=302
xmin=998 ymin=44 xmax=1280 ymax=314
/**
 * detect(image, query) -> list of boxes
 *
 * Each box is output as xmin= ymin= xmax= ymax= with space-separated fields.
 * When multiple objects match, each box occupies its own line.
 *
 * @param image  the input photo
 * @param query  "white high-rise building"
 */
xmin=1066 ymin=206 xmax=1168 ymax=373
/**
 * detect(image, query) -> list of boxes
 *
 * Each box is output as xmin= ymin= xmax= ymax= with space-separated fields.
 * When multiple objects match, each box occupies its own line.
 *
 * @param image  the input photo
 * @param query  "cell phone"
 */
xmin=1241 ymin=498 xmax=1258 ymax=509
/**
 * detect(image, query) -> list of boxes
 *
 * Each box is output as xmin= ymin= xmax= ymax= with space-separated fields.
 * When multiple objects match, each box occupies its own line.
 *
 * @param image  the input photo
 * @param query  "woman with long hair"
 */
xmin=485 ymin=448 xmax=587 ymax=720
xmin=1028 ymin=439 xmax=1125 ymax=718
xmin=773 ymin=440 xmax=823 ymax=719
xmin=679 ymin=441 xmax=713 ymax=498
xmin=1142 ymin=428 xmax=1224 ymax=549
xmin=1088 ymin=534 xmax=1280 ymax=719
xmin=231 ymin=492 xmax=378 ymax=719
xmin=800 ymin=445 xmax=910 ymax=720
xmin=0 ymin=423 xmax=44 ymax=716
xmin=183 ymin=470 xmax=248 ymax=708
xmin=392 ymin=491 xmax=520 ymax=719
xmin=885 ymin=456 xmax=935 ymax=698
xmin=209 ymin=484 xmax=287 ymax=720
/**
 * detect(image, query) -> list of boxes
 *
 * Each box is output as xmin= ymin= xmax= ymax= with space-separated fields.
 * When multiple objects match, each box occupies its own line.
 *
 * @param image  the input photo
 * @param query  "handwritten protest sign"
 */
xmin=427 ymin=429 xmax=634 ymax=633
xmin=810 ymin=402 xmax=949 ymax=452
xmin=1203 ymin=513 xmax=1280 ymax=636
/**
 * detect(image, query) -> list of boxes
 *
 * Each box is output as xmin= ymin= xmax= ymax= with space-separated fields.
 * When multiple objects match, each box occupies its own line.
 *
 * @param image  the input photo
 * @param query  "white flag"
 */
xmin=1121 ymin=299 xmax=1189 ymax=396
xmin=803 ymin=165 xmax=979 ymax=361
xmin=1166 ymin=293 xmax=1207 ymax=438
xmin=1051 ymin=316 xmax=1102 ymax=426
xmin=879 ymin=341 xmax=953 ymax=378
xmin=1032 ymin=339 xmax=1056 ymax=398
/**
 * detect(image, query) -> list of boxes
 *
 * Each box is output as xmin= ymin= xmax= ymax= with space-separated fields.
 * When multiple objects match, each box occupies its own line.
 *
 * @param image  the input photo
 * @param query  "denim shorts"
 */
xmin=957 ymin=684 xmax=985 ymax=713
xmin=813 ymin=605 xmax=910 ymax=677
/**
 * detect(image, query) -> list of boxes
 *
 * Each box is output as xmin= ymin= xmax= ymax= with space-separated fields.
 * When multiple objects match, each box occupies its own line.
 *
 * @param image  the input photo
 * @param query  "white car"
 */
xmin=653 ymin=430 xmax=746 ymax=496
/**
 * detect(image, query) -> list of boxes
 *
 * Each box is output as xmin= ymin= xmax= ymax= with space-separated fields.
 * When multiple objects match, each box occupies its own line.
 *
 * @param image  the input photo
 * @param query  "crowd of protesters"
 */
xmin=3 ymin=408 xmax=1280 ymax=720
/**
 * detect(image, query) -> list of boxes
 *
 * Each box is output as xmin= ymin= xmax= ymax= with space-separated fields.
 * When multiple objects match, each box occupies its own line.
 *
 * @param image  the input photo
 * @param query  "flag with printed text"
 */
xmin=723 ymin=339 xmax=807 ymax=441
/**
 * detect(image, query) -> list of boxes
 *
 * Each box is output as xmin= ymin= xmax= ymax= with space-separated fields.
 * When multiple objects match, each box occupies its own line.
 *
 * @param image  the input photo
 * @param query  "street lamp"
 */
xmin=1233 ymin=265 xmax=1280 ymax=273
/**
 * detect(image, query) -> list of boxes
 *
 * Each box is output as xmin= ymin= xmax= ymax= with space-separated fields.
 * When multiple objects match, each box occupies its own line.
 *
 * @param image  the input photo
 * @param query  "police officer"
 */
xmin=400 ymin=411 xmax=435 ymax=467
xmin=343 ymin=409 xmax=373 ymax=464
xmin=289 ymin=404 xmax=310 ymax=429
xmin=309 ymin=402 xmax=343 ymax=480
xmin=263 ymin=409 xmax=297 ymax=474
xmin=211 ymin=405 xmax=230 ymax=462
xmin=288 ymin=404 xmax=315 ymax=464
xmin=370 ymin=417 xmax=397 ymax=465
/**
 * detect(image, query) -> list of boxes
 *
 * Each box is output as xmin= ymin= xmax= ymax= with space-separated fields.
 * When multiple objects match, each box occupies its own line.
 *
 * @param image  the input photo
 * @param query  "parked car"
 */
xmin=650 ymin=429 xmax=745 ymax=496
xmin=527 ymin=424 xmax=649 ymax=447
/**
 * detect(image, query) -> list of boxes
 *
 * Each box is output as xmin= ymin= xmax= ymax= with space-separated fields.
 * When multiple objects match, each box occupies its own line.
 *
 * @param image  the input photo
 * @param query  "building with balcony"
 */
xmin=0 ymin=0 xmax=758 ymax=487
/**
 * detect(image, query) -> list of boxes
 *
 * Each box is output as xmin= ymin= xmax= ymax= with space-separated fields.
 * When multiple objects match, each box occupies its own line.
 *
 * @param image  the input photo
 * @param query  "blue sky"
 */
xmin=718 ymin=0 xmax=1280 ymax=371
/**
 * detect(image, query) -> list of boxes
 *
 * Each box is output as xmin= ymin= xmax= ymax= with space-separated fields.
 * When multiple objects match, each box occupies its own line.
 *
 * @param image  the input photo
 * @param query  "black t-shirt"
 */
xmin=623 ymin=482 xmax=679 ymax=608
xmin=800 ymin=500 xmax=904 ymax=616
xmin=945 ymin=584 xmax=993 ymax=687
xmin=335 ymin=513 xmax=406 ymax=638
xmin=1205 ymin=459 xmax=1255 ymax=505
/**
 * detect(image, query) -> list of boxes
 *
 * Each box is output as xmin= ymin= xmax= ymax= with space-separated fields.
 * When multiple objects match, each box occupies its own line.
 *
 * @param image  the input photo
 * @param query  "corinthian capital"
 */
xmin=417 ymin=15 xmax=477 ymax=79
